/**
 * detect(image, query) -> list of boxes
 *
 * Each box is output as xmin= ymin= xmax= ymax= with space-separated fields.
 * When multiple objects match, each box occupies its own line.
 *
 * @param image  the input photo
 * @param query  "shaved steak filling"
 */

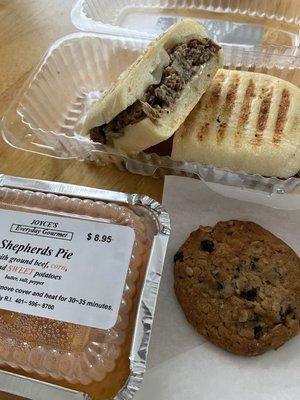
xmin=90 ymin=38 xmax=220 ymax=145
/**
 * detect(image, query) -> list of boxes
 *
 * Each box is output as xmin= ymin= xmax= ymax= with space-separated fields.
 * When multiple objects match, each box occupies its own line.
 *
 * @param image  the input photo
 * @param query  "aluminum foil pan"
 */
xmin=0 ymin=174 xmax=170 ymax=400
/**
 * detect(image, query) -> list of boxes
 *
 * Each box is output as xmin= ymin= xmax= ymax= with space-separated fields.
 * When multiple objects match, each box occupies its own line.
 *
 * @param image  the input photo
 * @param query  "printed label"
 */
xmin=0 ymin=209 xmax=135 ymax=329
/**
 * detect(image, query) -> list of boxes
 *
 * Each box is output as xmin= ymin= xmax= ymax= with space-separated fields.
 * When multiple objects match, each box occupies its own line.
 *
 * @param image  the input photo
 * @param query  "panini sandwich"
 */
xmin=171 ymin=69 xmax=300 ymax=178
xmin=85 ymin=19 xmax=223 ymax=155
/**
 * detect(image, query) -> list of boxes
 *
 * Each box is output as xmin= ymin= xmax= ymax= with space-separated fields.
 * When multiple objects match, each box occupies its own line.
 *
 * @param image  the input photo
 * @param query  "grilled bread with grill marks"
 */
xmin=171 ymin=69 xmax=300 ymax=178
xmin=84 ymin=19 xmax=223 ymax=155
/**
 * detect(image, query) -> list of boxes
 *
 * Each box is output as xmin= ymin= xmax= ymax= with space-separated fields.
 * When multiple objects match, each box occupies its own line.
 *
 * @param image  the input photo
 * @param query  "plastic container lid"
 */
xmin=71 ymin=0 xmax=300 ymax=53
xmin=1 ymin=32 xmax=300 ymax=209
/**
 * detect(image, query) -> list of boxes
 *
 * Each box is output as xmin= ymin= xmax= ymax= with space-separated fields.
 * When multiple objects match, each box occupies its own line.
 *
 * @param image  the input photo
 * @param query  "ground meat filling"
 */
xmin=90 ymin=38 xmax=220 ymax=145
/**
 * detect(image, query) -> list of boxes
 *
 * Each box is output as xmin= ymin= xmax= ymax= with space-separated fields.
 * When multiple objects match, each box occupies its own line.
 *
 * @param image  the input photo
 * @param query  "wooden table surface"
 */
xmin=0 ymin=1 xmax=162 ymax=399
xmin=0 ymin=0 xmax=163 ymax=205
xmin=0 ymin=0 xmax=299 ymax=399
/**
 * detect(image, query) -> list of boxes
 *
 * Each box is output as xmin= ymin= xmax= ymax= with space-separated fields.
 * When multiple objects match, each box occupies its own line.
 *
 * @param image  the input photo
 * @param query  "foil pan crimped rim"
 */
xmin=115 ymin=193 xmax=170 ymax=399
xmin=0 ymin=174 xmax=170 ymax=400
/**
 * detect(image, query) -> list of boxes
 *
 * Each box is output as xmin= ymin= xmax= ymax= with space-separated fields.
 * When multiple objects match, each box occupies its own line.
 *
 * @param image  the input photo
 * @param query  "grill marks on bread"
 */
xmin=216 ymin=73 xmax=239 ymax=144
xmin=274 ymin=89 xmax=291 ymax=145
xmin=172 ymin=69 xmax=299 ymax=178
xmin=252 ymin=87 xmax=274 ymax=146
xmin=235 ymin=79 xmax=255 ymax=147
xmin=193 ymin=70 xmax=291 ymax=147
xmin=196 ymin=72 xmax=225 ymax=142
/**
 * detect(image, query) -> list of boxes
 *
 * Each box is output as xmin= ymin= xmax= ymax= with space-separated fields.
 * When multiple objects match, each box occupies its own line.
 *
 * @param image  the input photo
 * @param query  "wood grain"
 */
xmin=0 ymin=1 xmax=162 ymax=399
xmin=0 ymin=0 xmax=295 ymax=399
xmin=0 ymin=0 xmax=164 ymax=206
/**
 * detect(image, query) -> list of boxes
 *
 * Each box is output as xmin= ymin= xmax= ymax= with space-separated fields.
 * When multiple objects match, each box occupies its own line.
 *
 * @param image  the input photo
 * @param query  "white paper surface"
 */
xmin=136 ymin=176 xmax=300 ymax=400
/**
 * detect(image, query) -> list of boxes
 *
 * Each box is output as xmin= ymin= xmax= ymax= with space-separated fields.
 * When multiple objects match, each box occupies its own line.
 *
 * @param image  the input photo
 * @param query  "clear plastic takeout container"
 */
xmin=0 ymin=175 xmax=170 ymax=400
xmin=1 ymin=31 xmax=300 ymax=209
xmin=71 ymin=0 xmax=300 ymax=52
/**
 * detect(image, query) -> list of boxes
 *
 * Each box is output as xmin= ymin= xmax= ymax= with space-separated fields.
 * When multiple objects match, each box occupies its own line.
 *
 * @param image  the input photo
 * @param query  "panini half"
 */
xmin=171 ymin=69 xmax=300 ymax=178
xmin=84 ymin=19 xmax=223 ymax=155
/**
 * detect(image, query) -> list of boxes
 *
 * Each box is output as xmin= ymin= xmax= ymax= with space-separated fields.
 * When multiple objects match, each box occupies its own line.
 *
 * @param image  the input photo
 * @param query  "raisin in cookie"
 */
xmin=174 ymin=220 xmax=300 ymax=356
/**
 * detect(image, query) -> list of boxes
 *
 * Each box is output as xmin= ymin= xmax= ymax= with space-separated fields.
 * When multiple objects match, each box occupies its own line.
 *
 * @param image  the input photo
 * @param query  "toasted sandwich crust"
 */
xmin=172 ymin=69 xmax=300 ymax=178
xmin=84 ymin=19 xmax=223 ymax=155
